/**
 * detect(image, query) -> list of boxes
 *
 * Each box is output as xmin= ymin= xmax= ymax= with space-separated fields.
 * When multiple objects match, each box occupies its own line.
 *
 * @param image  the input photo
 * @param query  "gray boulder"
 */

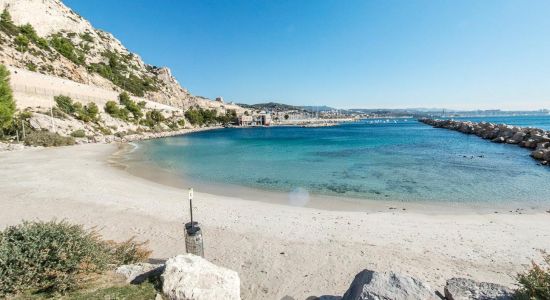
xmin=444 ymin=278 xmax=514 ymax=300
xmin=341 ymin=270 xmax=437 ymax=300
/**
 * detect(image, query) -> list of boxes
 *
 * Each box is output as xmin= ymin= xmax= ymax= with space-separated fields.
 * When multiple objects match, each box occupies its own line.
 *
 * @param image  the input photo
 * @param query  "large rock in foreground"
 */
xmin=162 ymin=254 xmax=240 ymax=300
xmin=341 ymin=270 xmax=438 ymax=300
xmin=444 ymin=278 xmax=514 ymax=300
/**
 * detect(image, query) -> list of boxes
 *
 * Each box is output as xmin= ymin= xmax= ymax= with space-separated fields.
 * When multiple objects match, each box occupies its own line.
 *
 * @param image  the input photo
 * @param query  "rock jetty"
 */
xmin=419 ymin=118 xmax=550 ymax=165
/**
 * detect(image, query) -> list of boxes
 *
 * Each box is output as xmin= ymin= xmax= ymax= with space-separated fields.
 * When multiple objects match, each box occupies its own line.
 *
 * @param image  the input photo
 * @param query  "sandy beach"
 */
xmin=1 ymin=143 xmax=549 ymax=299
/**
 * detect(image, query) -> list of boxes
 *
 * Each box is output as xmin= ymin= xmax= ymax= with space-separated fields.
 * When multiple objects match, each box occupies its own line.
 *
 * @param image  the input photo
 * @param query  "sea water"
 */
xmin=132 ymin=116 xmax=550 ymax=207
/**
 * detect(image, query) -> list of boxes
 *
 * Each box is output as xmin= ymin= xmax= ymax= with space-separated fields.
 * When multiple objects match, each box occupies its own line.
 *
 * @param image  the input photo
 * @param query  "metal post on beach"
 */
xmin=185 ymin=188 xmax=204 ymax=257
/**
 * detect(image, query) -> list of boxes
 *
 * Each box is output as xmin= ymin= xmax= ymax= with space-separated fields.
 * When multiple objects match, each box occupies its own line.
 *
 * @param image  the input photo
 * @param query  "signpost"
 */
xmin=185 ymin=188 xmax=204 ymax=257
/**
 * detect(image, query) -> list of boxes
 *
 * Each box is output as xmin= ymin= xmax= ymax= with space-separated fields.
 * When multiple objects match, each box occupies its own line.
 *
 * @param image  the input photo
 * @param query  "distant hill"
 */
xmin=301 ymin=105 xmax=336 ymax=112
xmin=237 ymin=102 xmax=304 ymax=112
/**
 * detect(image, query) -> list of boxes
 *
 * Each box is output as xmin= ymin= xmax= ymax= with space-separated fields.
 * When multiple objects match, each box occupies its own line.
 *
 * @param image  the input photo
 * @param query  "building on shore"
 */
xmin=238 ymin=113 xmax=271 ymax=126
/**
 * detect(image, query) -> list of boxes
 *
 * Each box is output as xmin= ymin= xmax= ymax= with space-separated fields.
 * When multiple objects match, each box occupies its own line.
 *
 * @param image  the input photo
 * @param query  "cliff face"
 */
xmin=0 ymin=0 xmax=241 ymax=112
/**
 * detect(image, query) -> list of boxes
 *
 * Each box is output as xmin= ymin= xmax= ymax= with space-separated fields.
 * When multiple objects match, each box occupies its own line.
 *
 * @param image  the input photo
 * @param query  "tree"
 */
xmin=0 ymin=65 xmax=15 ymax=132
xmin=284 ymin=114 xmax=289 ymax=120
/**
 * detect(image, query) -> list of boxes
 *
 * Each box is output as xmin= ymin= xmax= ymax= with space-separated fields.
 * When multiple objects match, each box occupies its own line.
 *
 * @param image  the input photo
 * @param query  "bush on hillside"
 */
xmin=118 ymin=92 xmax=143 ymax=121
xmin=0 ymin=220 xmax=151 ymax=296
xmin=76 ymin=102 xmax=99 ymax=122
xmin=54 ymin=95 xmax=98 ymax=122
xmin=0 ymin=64 xmax=15 ymax=134
xmin=49 ymin=34 xmax=85 ymax=65
xmin=14 ymin=34 xmax=29 ymax=52
xmin=105 ymin=100 xmax=130 ymax=121
xmin=514 ymin=251 xmax=550 ymax=299
xmin=88 ymin=51 xmax=158 ymax=97
xmin=18 ymin=23 xmax=49 ymax=50
xmin=23 ymin=131 xmax=75 ymax=147
xmin=54 ymin=95 xmax=76 ymax=114
xmin=0 ymin=9 xmax=19 ymax=36
xmin=70 ymin=129 xmax=86 ymax=138
xmin=142 ymin=109 xmax=165 ymax=128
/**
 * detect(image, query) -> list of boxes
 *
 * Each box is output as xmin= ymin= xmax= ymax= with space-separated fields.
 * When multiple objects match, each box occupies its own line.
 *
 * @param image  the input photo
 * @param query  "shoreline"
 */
xmin=116 ymin=135 xmax=550 ymax=215
xmin=1 ymin=143 xmax=550 ymax=299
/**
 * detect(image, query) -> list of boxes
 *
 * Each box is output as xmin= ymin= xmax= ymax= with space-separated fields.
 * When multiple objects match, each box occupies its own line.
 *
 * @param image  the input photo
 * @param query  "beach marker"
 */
xmin=185 ymin=188 xmax=204 ymax=257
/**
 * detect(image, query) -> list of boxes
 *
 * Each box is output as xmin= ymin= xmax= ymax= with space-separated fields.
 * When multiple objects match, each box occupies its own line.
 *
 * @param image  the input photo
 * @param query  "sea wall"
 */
xmin=419 ymin=118 xmax=550 ymax=165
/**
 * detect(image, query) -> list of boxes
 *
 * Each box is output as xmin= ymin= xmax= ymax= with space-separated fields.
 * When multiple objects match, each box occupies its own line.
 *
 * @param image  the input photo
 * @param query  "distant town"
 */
xmin=229 ymin=101 xmax=550 ymax=127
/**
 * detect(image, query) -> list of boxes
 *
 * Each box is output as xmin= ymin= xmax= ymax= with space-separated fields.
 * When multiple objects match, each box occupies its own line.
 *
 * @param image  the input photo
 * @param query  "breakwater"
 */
xmin=419 ymin=118 xmax=550 ymax=165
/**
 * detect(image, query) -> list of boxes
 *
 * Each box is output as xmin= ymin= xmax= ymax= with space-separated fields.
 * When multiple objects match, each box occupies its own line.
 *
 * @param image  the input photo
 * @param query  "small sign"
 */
xmin=189 ymin=188 xmax=193 ymax=200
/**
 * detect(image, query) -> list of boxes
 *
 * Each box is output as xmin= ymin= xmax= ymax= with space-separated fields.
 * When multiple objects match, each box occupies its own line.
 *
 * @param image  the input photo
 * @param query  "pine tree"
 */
xmin=0 ymin=65 xmax=15 ymax=132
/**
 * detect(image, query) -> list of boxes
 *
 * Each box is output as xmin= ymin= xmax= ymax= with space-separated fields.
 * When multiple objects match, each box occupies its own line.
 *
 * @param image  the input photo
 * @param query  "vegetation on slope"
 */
xmin=0 ymin=220 xmax=150 ymax=297
xmin=185 ymin=107 xmax=237 ymax=126
xmin=88 ymin=51 xmax=158 ymax=97
xmin=0 ymin=64 xmax=15 ymax=133
xmin=515 ymin=251 xmax=550 ymax=299
xmin=54 ymin=95 xmax=98 ymax=122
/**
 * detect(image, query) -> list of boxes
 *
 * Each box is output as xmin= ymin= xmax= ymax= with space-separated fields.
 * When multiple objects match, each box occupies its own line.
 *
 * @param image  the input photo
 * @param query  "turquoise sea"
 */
xmin=132 ymin=116 xmax=550 ymax=207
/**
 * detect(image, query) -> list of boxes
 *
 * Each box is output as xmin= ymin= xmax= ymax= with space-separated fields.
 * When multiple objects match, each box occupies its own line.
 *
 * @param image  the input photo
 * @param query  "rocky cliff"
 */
xmin=0 ymin=0 xmax=241 ymax=112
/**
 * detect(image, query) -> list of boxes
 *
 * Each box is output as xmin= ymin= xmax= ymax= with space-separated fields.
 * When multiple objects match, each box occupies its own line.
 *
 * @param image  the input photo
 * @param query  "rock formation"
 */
xmin=419 ymin=118 xmax=550 ymax=165
xmin=0 ymin=0 xmax=243 ymax=113
xmin=116 ymin=254 xmax=240 ymax=300
xmin=444 ymin=278 xmax=514 ymax=300
xmin=340 ymin=269 xmax=438 ymax=300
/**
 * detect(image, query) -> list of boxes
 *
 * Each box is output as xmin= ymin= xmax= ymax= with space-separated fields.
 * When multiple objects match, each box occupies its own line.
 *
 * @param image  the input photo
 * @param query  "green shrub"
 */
xmin=138 ymin=101 xmax=147 ymax=108
xmin=23 ymin=131 xmax=75 ymax=147
xmin=80 ymin=32 xmax=94 ymax=43
xmin=184 ymin=107 xmax=221 ymax=126
xmin=0 ymin=65 xmax=15 ymax=133
xmin=14 ymin=34 xmax=30 ymax=52
xmin=19 ymin=23 xmax=49 ymax=50
xmin=76 ymin=102 xmax=98 ymax=122
xmin=54 ymin=95 xmax=76 ymax=114
xmin=25 ymin=61 xmax=37 ymax=72
xmin=515 ymin=252 xmax=550 ymax=299
xmin=70 ymin=129 xmax=86 ymax=138
xmin=143 ymin=109 xmax=165 ymax=128
xmin=0 ymin=220 xmax=151 ymax=296
xmin=49 ymin=34 xmax=85 ymax=65
xmin=0 ymin=9 xmax=19 ymax=36
xmin=104 ymin=100 xmax=120 ymax=116
xmin=118 ymin=92 xmax=142 ymax=121
xmin=177 ymin=118 xmax=185 ymax=127
xmin=104 ymin=100 xmax=130 ymax=121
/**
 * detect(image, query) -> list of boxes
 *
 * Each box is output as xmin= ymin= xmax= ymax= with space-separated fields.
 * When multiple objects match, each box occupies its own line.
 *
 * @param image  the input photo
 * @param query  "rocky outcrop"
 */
xmin=419 ymin=118 xmax=550 ymax=165
xmin=340 ymin=270 xmax=438 ymax=300
xmin=116 ymin=254 xmax=240 ymax=300
xmin=0 ymin=0 xmax=244 ymax=114
xmin=444 ymin=278 xmax=514 ymax=300
xmin=161 ymin=254 xmax=240 ymax=300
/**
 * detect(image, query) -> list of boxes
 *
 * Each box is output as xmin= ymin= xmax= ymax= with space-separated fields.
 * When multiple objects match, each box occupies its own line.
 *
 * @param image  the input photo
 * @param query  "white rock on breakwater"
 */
xmin=419 ymin=118 xmax=550 ymax=165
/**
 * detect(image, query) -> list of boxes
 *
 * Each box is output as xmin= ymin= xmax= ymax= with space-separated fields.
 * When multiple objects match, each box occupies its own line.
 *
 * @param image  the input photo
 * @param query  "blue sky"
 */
xmin=64 ymin=0 xmax=550 ymax=110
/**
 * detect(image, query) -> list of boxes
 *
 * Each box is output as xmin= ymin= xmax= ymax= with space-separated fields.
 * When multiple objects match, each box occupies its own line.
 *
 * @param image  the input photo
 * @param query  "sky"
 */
xmin=63 ymin=0 xmax=550 ymax=110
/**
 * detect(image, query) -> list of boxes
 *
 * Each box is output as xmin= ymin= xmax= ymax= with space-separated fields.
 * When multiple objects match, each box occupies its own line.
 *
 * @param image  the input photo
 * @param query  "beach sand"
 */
xmin=1 ymin=143 xmax=549 ymax=299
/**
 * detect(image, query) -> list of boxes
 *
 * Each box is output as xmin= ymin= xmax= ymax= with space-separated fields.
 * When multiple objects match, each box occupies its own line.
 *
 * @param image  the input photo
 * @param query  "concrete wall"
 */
xmin=8 ymin=66 xmax=180 ymax=113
